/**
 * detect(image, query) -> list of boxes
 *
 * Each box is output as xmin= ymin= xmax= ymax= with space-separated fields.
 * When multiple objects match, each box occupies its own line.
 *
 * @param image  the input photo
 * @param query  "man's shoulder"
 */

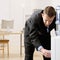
xmin=26 ymin=10 xmax=43 ymax=24
xmin=31 ymin=10 xmax=43 ymax=18
xmin=32 ymin=10 xmax=43 ymax=15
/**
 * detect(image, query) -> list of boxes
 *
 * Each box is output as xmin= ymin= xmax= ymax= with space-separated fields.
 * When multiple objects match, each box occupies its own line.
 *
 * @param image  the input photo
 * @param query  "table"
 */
xmin=0 ymin=31 xmax=23 ymax=56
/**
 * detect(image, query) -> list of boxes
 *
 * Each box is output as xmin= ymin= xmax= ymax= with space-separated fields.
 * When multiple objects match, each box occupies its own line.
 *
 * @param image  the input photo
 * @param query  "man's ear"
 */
xmin=42 ymin=13 xmax=44 ymax=17
xmin=54 ymin=16 xmax=55 ymax=18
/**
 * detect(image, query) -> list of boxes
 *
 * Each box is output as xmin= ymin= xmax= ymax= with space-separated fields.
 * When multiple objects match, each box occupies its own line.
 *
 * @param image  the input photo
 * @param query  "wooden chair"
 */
xmin=0 ymin=40 xmax=9 ymax=57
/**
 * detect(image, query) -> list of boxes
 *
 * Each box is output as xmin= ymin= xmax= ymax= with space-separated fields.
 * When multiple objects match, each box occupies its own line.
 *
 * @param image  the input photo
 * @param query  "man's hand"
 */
xmin=40 ymin=48 xmax=51 ymax=58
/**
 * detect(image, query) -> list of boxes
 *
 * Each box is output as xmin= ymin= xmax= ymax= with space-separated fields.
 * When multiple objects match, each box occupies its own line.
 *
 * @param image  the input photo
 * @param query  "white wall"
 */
xmin=0 ymin=0 xmax=9 ymax=27
xmin=0 ymin=0 xmax=9 ymax=19
xmin=9 ymin=0 xmax=25 ymax=31
xmin=24 ymin=0 xmax=53 ymax=13
xmin=51 ymin=0 xmax=60 ymax=8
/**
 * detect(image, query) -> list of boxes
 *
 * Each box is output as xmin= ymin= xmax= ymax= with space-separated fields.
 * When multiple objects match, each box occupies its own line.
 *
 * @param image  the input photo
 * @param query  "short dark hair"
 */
xmin=44 ymin=6 xmax=56 ymax=17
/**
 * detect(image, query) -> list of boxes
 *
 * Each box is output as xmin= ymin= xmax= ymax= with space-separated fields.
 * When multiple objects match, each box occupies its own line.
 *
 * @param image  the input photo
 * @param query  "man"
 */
xmin=24 ymin=6 xmax=56 ymax=60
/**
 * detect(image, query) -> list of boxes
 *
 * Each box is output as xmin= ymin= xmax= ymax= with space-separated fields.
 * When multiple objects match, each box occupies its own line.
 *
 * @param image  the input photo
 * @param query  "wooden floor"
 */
xmin=0 ymin=47 xmax=43 ymax=60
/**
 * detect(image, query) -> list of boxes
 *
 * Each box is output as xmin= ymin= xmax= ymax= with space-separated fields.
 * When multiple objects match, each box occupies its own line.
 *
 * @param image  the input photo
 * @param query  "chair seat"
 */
xmin=0 ymin=40 xmax=9 ymax=43
xmin=0 ymin=39 xmax=9 ymax=57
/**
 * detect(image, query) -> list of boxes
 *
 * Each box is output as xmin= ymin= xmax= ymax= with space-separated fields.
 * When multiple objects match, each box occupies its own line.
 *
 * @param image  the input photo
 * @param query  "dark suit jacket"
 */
xmin=24 ymin=10 xmax=56 ymax=50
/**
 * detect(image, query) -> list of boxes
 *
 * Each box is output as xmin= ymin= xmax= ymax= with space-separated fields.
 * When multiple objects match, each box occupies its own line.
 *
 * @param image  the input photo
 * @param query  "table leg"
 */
xmin=2 ymin=35 xmax=4 ymax=57
xmin=7 ymin=42 xmax=9 ymax=57
xmin=20 ymin=33 xmax=22 ymax=56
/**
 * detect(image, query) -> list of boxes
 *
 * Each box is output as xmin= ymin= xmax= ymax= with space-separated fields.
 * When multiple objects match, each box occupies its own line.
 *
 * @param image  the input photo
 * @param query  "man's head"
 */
xmin=42 ymin=6 xmax=56 ymax=27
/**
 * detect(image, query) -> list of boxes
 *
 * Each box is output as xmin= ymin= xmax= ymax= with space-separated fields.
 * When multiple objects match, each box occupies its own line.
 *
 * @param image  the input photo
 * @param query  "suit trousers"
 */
xmin=24 ymin=43 xmax=35 ymax=60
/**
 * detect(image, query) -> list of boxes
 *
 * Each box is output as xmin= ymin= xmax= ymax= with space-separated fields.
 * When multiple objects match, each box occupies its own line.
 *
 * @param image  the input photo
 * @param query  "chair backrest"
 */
xmin=1 ymin=20 xmax=14 ymax=29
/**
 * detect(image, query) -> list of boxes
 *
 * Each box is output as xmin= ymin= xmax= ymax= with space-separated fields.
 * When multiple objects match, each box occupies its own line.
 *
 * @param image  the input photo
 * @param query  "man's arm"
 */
xmin=27 ymin=18 xmax=42 ymax=50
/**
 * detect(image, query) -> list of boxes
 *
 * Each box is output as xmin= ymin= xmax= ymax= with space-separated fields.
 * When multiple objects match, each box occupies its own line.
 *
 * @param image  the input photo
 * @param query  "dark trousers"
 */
xmin=24 ymin=43 xmax=51 ymax=60
xmin=24 ymin=43 xmax=35 ymax=60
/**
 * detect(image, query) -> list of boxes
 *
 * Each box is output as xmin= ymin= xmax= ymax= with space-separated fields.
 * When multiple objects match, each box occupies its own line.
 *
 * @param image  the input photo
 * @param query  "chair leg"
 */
xmin=3 ymin=44 xmax=4 ymax=57
xmin=7 ymin=42 xmax=9 ymax=57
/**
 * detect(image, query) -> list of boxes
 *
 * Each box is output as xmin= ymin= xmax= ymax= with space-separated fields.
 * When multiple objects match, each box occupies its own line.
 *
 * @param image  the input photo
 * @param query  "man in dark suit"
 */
xmin=24 ymin=6 xmax=56 ymax=60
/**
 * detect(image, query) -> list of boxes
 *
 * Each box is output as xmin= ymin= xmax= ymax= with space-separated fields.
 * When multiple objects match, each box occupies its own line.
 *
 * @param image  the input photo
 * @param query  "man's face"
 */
xmin=42 ymin=13 xmax=55 ymax=27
